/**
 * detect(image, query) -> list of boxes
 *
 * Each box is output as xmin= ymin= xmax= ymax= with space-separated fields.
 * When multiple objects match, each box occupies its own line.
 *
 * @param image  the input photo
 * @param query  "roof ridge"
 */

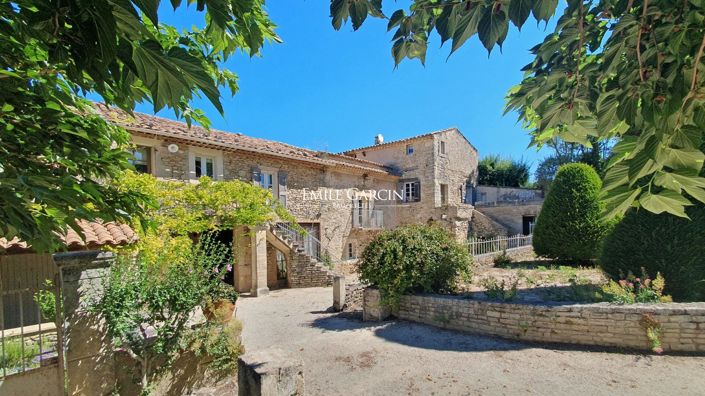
xmin=92 ymin=103 xmax=395 ymax=175
xmin=340 ymin=127 xmax=459 ymax=154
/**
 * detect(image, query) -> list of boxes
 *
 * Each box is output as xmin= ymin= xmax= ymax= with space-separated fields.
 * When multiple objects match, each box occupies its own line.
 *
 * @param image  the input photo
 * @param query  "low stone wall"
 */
xmin=474 ymin=245 xmax=534 ymax=266
xmin=363 ymin=289 xmax=705 ymax=353
xmin=343 ymin=282 xmax=366 ymax=311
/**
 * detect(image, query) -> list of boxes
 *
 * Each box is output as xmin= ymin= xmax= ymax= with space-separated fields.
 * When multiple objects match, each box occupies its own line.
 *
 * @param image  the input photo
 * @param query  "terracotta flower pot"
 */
xmin=204 ymin=299 xmax=236 ymax=323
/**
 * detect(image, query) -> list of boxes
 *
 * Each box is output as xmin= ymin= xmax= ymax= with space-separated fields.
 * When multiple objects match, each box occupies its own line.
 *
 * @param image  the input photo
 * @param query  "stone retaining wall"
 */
xmin=364 ymin=289 xmax=705 ymax=353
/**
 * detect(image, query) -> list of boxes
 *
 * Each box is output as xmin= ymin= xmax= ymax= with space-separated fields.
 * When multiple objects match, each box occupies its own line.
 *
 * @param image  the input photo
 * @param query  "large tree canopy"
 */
xmin=477 ymin=154 xmax=530 ymax=187
xmin=330 ymin=0 xmax=705 ymax=219
xmin=1 ymin=1 xmax=279 ymax=251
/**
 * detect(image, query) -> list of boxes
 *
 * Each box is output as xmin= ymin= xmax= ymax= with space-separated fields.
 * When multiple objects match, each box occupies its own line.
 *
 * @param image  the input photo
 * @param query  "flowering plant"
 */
xmin=602 ymin=270 xmax=672 ymax=304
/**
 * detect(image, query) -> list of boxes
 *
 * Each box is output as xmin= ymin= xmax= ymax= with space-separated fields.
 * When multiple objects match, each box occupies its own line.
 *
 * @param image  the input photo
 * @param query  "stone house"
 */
xmin=470 ymin=185 xmax=544 ymax=236
xmin=94 ymin=106 xmax=479 ymax=296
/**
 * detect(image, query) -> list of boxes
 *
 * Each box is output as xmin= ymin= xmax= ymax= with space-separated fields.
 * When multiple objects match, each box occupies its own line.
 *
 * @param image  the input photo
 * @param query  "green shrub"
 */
xmin=33 ymin=280 xmax=56 ymax=322
xmin=533 ymin=163 xmax=610 ymax=263
xmin=492 ymin=250 xmax=513 ymax=267
xmin=481 ymin=278 xmax=518 ymax=301
xmin=358 ymin=225 xmax=473 ymax=306
xmin=601 ymin=204 xmax=705 ymax=301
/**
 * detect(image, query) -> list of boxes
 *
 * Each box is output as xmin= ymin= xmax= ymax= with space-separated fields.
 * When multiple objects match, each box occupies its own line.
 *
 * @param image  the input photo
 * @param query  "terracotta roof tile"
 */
xmin=0 ymin=220 xmax=137 ymax=253
xmin=92 ymin=104 xmax=394 ymax=175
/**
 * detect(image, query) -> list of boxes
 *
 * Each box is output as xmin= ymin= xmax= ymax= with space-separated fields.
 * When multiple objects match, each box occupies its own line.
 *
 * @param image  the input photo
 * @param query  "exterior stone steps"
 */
xmin=268 ymin=226 xmax=336 ymax=288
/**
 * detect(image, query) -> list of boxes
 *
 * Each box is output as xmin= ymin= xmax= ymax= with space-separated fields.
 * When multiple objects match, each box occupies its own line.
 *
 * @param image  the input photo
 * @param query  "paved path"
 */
xmin=237 ymin=287 xmax=705 ymax=396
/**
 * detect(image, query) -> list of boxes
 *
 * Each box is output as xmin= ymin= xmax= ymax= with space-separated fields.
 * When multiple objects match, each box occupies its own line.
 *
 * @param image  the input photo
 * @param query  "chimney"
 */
xmin=374 ymin=134 xmax=384 ymax=145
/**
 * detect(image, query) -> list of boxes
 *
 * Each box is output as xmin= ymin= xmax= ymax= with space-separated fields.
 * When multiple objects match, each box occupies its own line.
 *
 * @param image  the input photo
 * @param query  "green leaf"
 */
xmin=436 ymin=5 xmax=458 ymax=45
xmin=388 ymin=10 xmax=405 ymax=31
xmin=602 ymin=164 xmax=629 ymax=191
xmin=450 ymin=5 xmax=484 ymax=55
xmin=350 ymin=0 xmax=369 ymax=30
xmin=133 ymin=40 xmax=222 ymax=114
xmin=130 ymin=0 xmax=159 ymax=24
xmin=531 ymin=0 xmax=558 ymax=22
xmin=639 ymin=191 xmax=692 ymax=218
xmin=330 ymin=0 xmax=349 ymax=30
xmin=477 ymin=7 xmax=508 ymax=53
xmin=602 ymin=186 xmax=642 ymax=219
xmin=508 ymin=0 xmax=532 ymax=29
xmin=662 ymin=147 xmax=705 ymax=171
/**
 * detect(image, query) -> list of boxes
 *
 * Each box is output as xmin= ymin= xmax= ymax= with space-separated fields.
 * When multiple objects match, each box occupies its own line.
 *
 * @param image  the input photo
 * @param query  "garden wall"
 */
xmin=364 ymin=289 xmax=705 ymax=353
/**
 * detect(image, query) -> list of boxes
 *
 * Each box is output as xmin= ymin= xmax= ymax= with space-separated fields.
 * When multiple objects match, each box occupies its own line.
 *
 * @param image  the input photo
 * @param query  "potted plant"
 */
xmin=204 ymin=281 xmax=239 ymax=323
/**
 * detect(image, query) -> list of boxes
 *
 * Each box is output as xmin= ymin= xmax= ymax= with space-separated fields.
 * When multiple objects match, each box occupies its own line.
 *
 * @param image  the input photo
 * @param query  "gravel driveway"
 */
xmin=237 ymin=287 xmax=705 ymax=396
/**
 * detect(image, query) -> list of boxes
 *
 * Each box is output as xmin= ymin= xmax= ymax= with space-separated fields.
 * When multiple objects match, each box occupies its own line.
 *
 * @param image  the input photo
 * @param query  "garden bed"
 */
xmin=464 ymin=253 xmax=607 ymax=303
xmin=363 ymin=288 xmax=705 ymax=353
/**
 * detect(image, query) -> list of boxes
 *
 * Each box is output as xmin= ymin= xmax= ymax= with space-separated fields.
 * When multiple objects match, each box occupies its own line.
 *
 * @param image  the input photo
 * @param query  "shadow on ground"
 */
xmin=308 ymin=310 xmax=654 ymax=356
xmin=309 ymin=311 xmax=525 ymax=352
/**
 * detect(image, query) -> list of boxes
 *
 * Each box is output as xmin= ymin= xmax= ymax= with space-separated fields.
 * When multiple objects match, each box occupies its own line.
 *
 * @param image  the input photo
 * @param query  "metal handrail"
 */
xmin=352 ymin=206 xmax=384 ymax=229
xmin=273 ymin=223 xmax=332 ymax=265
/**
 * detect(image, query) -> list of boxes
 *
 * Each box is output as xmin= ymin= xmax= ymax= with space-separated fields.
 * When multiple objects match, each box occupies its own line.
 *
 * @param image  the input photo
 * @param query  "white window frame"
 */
xmin=194 ymin=155 xmax=215 ymax=178
xmin=347 ymin=243 xmax=356 ymax=259
xmin=403 ymin=181 xmax=419 ymax=202
xmin=188 ymin=147 xmax=223 ymax=180
xmin=258 ymin=167 xmax=279 ymax=197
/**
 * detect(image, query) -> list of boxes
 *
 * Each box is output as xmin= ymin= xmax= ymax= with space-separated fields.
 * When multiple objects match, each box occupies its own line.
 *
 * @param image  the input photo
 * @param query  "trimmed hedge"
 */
xmin=533 ymin=163 xmax=609 ymax=263
xmin=600 ymin=204 xmax=705 ymax=301
xmin=358 ymin=225 xmax=472 ymax=306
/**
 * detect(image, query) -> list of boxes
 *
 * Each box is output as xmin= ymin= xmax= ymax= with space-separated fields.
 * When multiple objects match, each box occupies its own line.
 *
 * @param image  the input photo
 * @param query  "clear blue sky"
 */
xmin=135 ymin=2 xmax=556 ymax=173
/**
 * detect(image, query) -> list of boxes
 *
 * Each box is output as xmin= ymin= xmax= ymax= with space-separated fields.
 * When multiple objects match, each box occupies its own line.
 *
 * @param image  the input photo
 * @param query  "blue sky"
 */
xmin=136 ymin=2 xmax=556 ymax=173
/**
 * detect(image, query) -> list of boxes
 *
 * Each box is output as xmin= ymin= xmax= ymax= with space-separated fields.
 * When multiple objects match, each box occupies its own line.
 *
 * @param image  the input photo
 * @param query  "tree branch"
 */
xmin=690 ymin=33 xmax=705 ymax=93
xmin=636 ymin=0 xmax=649 ymax=82
xmin=572 ymin=3 xmax=585 ymax=105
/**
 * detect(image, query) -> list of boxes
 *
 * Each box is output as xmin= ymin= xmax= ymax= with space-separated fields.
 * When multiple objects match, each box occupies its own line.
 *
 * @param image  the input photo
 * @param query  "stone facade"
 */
xmin=124 ymin=122 xmax=481 ymax=292
xmin=474 ymin=203 xmax=543 ymax=236
xmin=344 ymin=129 xmax=479 ymax=241
xmin=364 ymin=289 xmax=705 ymax=353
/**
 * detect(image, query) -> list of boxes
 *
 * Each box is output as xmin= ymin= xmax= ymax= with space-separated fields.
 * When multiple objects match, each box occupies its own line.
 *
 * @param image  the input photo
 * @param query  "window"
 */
xmin=260 ymin=171 xmax=274 ymax=191
xmin=194 ymin=156 xmax=214 ymax=178
xmin=129 ymin=146 xmax=151 ymax=174
xmin=440 ymin=184 xmax=448 ymax=205
xmin=439 ymin=141 xmax=447 ymax=155
xmin=347 ymin=243 xmax=356 ymax=259
xmin=406 ymin=144 xmax=414 ymax=155
xmin=276 ymin=251 xmax=287 ymax=280
xmin=403 ymin=181 xmax=421 ymax=202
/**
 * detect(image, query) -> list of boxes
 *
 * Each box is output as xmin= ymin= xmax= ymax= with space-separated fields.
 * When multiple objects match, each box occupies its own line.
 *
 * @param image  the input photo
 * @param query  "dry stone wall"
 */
xmin=364 ymin=289 xmax=705 ymax=353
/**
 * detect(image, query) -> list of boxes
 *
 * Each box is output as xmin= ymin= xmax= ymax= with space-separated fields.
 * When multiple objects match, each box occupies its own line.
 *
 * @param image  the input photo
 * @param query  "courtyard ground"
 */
xmin=237 ymin=287 xmax=705 ymax=396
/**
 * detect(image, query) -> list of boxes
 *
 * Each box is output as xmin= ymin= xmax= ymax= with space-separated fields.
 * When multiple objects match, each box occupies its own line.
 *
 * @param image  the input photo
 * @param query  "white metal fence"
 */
xmin=468 ymin=234 xmax=533 ymax=256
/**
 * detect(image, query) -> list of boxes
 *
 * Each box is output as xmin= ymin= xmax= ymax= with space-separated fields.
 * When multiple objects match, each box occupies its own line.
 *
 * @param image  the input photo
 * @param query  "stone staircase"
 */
xmin=268 ymin=225 xmax=336 ymax=288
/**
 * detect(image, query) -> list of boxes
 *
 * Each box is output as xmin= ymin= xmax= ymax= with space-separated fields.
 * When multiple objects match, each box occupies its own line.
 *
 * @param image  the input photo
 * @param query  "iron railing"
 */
xmin=352 ymin=206 xmax=384 ymax=229
xmin=1 ymin=284 xmax=59 ymax=378
xmin=273 ymin=223 xmax=330 ymax=264
xmin=468 ymin=234 xmax=533 ymax=256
